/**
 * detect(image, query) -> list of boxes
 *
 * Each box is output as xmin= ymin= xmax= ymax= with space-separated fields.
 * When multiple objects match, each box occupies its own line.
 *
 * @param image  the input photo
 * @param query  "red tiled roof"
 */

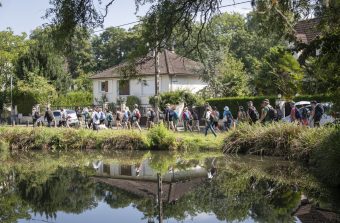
xmin=90 ymin=49 xmax=203 ymax=79
xmin=294 ymin=18 xmax=321 ymax=44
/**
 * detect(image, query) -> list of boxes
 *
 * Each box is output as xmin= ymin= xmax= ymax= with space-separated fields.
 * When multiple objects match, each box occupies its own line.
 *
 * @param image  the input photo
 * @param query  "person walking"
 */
xmin=190 ymin=106 xmax=200 ymax=132
xmin=311 ymin=101 xmax=324 ymax=127
xmin=164 ymin=103 xmax=171 ymax=130
xmin=223 ymin=106 xmax=234 ymax=131
xmin=82 ymin=107 xmax=89 ymax=127
xmin=59 ymin=108 xmax=68 ymax=127
xmin=92 ymin=107 xmax=100 ymax=131
xmin=32 ymin=107 xmax=40 ymax=127
xmin=211 ymin=106 xmax=220 ymax=132
xmin=115 ymin=109 xmax=123 ymax=129
xmin=182 ymin=107 xmax=193 ymax=132
xmin=204 ymin=107 xmax=217 ymax=137
xmin=146 ymin=108 xmax=155 ymax=129
xmin=44 ymin=107 xmax=55 ymax=127
xmin=290 ymin=102 xmax=301 ymax=124
xmin=122 ymin=107 xmax=131 ymax=129
xmin=106 ymin=110 xmax=113 ymax=128
xmin=247 ymin=101 xmax=259 ymax=124
xmin=237 ymin=106 xmax=248 ymax=123
xmin=131 ymin=104 xmax=142 ymax=132
xmin=259 ymin=99 xmax=276 ymax=124
xmin=300 ymin=105 xmax=309 ymax=126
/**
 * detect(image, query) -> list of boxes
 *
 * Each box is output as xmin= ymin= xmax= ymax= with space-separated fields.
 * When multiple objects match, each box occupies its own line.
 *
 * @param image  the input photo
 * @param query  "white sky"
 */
xmin=0 ymin=0 xmax=252 ymax=35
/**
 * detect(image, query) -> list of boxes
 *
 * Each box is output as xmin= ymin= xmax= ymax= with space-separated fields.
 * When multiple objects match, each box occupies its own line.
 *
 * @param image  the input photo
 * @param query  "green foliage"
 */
xmin=53 ymin=91 xmax=93 ymax=106
xmin=293 ymin=127 xmax=340 ymax=187
xmin=0 ymin=29 xmax=30 ymax=110
xmin=149 ymin=90 xmax=204 ymax=110
xmin=126 ymin=96 xmax=141 ymax=110
xmin=0 ymin=140 xmax=9 ymax=161
xmin=217 ymin=53 xmax=250 ymax=96
xmin=147 ymin=124 xmax=177 ymax=150
xmin=255 ymin=46 xmax=303 ymax=97
xmin=14 ymin=70 xmax=58 ymax=114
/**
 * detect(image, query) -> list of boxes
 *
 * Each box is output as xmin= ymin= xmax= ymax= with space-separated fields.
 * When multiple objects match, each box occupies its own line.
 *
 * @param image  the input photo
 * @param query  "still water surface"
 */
xmin=1 ymin=151 xmax=339 ymax=223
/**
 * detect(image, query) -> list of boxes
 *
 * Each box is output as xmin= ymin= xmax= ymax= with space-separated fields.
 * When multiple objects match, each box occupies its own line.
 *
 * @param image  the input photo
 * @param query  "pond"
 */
xmin=1 ymin=151 xmax=339 ymax=223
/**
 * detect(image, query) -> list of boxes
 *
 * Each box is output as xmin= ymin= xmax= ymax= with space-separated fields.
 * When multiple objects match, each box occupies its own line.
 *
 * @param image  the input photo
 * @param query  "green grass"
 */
xmin=0 ymin=125 xmax=225 ymax=152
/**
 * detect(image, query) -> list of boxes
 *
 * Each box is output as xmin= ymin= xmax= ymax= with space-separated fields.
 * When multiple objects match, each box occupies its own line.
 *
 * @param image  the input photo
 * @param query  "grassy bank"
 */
xmin=224 ymin=123 xmax=340 ymax=186
xmin=0 ymin=125 xmax=225 ymax=153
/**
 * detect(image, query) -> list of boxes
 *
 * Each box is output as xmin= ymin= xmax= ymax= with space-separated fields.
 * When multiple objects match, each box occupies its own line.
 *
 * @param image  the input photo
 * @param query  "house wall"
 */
xmin=92 ymin=75 xmax=206 ymax=105
xmin=170 ymin=75 xmax=206 ymax=93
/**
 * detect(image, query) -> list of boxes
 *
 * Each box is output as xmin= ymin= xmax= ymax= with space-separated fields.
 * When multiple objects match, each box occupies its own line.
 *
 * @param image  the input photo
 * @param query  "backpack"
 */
xmin=100 ymin=112 xmax=105 ymax=121
xmin=184 ymin=111 xmax=190 ymax=120
xmin=295 ymin=108 xmax=301 ymax=120
xmin=249 ymin=108 xmax=259 ymax=122
xmin=34 ymin=111 xmax=40 ymax=119
xmin=213 ymin=111 xmax=219 ymax=122
xmin=107 ymin=114 xmax=113 ymax=122
xmin=301 ymin=107 xmax=309 ymax=119
xmin=267 ymin=106 xmax=277 ymax=121
xmin=150 ymin=111 xmax=155 ymax=119
xmin=173 ymin=111 xmax=179 ymax=120
xmin=135 ymin=110 xmax=141 ymax=119
xmin=315 ymin=104 xmax=324 ymax=119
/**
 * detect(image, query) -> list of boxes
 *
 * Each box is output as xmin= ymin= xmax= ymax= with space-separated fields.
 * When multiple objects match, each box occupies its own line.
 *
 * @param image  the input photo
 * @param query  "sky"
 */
xmin=0 ymin=0 xmax=252 ymax=36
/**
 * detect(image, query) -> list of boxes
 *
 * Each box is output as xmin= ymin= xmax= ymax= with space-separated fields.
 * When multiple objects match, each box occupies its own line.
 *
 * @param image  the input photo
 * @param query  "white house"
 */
xmin=90 ymin=49 xmax=207 ymax=105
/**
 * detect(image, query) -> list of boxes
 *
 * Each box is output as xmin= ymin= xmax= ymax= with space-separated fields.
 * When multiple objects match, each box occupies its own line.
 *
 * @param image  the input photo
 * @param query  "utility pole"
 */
xmin=154 ymin=45 xmax=160 ymax=123
xmin=157 ymin=173 xmax=163 ymax=223
xmin=154 ymin=12 xmax=161 ymax=123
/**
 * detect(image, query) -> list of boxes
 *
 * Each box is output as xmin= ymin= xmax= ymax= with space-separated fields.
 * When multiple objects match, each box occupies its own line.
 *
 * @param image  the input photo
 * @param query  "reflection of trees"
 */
xmin=17 ymin=167 xmax=97 ymax=218
xmin=0 ymin=170 xmax=30 ymax=223
xmin=161 ymin=170 xmax=301 ymax=222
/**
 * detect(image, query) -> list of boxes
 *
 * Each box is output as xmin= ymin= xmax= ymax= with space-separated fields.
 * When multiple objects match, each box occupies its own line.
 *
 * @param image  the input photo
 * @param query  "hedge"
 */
xmin=206 ymin=95 xmax=334 ymax=116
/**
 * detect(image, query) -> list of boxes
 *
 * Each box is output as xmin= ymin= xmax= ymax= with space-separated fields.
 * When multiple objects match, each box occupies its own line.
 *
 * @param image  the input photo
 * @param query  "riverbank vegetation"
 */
xmin=0 ymin=125 xmax=225 ymax=152
xmin=1 ymin=123 xmax=339 ymax=186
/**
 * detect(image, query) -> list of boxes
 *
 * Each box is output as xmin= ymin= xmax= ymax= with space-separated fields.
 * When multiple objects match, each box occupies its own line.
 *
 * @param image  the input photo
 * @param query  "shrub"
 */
xmin=223 ymin=122 xmax=305 ymax=157
xmin=149 ymin=90 xmax=204 ymax=110
xmin=126 ymin=96 xmax=141 ymax=109
xmin=52 ymin=91 xmax=93 ymax=106
xmin=147 ymin=124 xmax=177 ymax=150
xmin=0 ymin=140 xmax=9 ymax=160
xmin=292 ymin=126 xmax=340 ymax=186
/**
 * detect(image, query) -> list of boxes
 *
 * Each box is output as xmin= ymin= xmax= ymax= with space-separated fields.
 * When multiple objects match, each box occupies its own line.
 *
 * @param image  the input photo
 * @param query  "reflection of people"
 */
xmin=92 ymin=160 xmax=103 ymax=170
xmin=207 ymin=158 xmax=217 ymax=179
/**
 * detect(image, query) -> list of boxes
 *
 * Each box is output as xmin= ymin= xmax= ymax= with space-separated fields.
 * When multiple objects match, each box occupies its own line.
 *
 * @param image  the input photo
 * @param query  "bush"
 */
xmin=53 ymin=91 xmax=93 ymax=106
xmin=126 ymin=96 xmax=141 ymax=109
xmin=149 ymin=90 xmax=204 ymax=110
xmin=147 ymin=124 xmax=177 ymax=150
xmin=292 ymin=126 xmax=340 ymax=186
xmin=0 ymin=140 xmax=9 ymax=160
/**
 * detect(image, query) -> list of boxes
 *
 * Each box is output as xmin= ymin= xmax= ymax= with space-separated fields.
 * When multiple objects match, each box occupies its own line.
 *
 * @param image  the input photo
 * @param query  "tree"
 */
xmin=255 ymin=46 xmax=303 ymax=97
xmin=0 ymin=29 xmax=29 ymax=116
xmin=92 ymin=27 xmax=141 ymax=71
xmin=14 ymin=69 xmax=57 ymax=114
xmin=15 ymin=27 xmax=71 ymax=93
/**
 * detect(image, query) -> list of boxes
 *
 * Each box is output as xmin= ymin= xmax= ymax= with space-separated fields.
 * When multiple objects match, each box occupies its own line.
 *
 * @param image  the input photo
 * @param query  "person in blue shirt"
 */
xmin=223 ymin=106 xmax=234 ymax=131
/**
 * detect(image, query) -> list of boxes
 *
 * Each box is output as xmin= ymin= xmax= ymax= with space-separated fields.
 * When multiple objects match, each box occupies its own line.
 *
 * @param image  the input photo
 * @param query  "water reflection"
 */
xmin=0 ymin=152 xmax=339 ymax=223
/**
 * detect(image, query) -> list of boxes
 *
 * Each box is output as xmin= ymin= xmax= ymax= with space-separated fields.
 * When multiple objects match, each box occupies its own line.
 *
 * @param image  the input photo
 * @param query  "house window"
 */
xmin=100 ymin=81 xmax=108 ymax=92
xmin=118 ymin=80 xmax=130 ymax=95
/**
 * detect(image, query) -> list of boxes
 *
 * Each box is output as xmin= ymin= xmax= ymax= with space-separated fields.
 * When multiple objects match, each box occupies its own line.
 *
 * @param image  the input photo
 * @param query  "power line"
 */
xmin=92 ymin=0 xmax=252 ymax=33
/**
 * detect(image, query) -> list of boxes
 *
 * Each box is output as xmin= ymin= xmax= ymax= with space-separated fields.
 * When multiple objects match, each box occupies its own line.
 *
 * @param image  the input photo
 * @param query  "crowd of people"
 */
xmin=31 ymin=99 xmax=325 ymax=135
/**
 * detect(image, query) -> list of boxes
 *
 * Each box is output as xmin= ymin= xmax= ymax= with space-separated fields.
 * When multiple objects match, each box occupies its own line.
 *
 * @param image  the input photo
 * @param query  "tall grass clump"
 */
xmin=292 ymin=126 xmax=340 ymax=186
xmin=147 ymin=124 xmax=177 ymax=150
xmin=0 ymin=140 xmax=9 ymax=160
xmin=224 ymin=122 xmax=305 ymax=157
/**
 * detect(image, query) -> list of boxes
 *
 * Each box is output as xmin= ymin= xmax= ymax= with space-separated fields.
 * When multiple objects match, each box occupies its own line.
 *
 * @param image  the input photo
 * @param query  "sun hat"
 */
xmin=224 ymin=106 xmax=229 ymax=111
